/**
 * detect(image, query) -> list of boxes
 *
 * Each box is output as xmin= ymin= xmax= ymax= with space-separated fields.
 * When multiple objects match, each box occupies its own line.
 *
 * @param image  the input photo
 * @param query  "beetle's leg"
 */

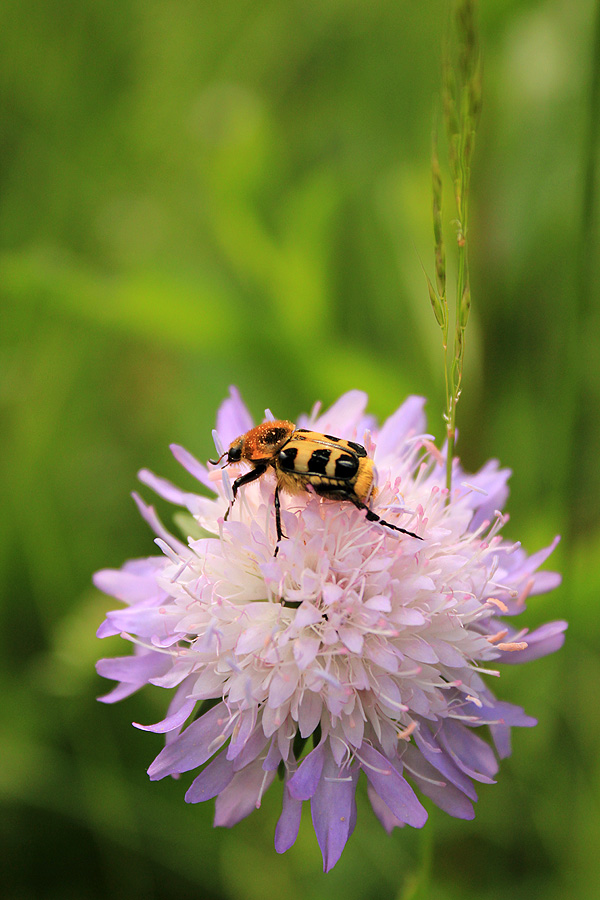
xmin=273 ymin=484 xmax=287 ymax=556
xmin=224 ymin=464 xmax=267 ymax=521
xmin=352 ymin=498 xmax=422 ymax=540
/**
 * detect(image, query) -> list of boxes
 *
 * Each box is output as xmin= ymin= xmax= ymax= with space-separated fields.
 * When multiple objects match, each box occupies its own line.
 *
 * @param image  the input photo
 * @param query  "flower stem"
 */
xmin=399 ymin=814 xmax=433 ymax=899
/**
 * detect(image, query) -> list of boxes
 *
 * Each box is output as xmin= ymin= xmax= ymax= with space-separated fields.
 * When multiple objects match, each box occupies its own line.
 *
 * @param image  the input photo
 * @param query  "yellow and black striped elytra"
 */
xmin=209 ymin=421 xmax=422 ymax=553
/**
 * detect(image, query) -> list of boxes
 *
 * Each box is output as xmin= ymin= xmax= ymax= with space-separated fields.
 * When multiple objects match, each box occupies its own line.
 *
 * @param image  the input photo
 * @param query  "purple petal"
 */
xmin=96 ymin=619 xmax=124 ymax=640
xmin=529 ymin=571 xmax=562 ymax=594
xmin=147 ymin=702 xmax=231 ymax=779
xmin=375 ymin=396 xmax=427 ymax=462
xmin=214 ymin=762 xmax=276 ymax=827
xmin=359 ymin=744 xmax=427 ymax=828
xmin=96 ymin=680 xmax=142 ymax=703
xmin=96 ymin=651 xmax=170 ymax=689
xmin=131 ymin=493 xmax=188 ymax=554
xmin=134 ymin=696 xmax=197 ymax=734
xmin=437 ymin=719 xmax=498 ymax=782
xmin=98 ymin=604 xmax=184 ymax=641
xmin=170 ymin=443 xmax=215 ymax=491
xmin=311 ymin=751 xmax=359 ymax=872
xmin=462 ymin=696 xmax=536 ymax=728
xmin=402 ymin=745 xmax=475 ymax=819
xmin=148 ymin=677 xmax=200 ymax=741
xmin=185 ymin=751 xmax=235 ymax=803
xmin=287 ymin=741 xmax=325 ymax=800
xmin=96 ymin=650 xmax=172 ymax=702
xmin=414 ymin=727 xmax=478 ymax=800
xmin=93 ymin=558 xmax=167 ymax=604
xmin=489 ymin=722 xmax=512 ymax=759
xmin=137 ymin=468 xmax=193 ymax=506
xmin=367 ymin=783 xmax=405 ymax=832
xmin=275 ymin=780 xmax=303 ymax=854
xmin=234 ymin=727 xmax=270 ymax=771
xmin=216 ymin=386 xmax=254 ymax=446
xmin=497 ymin=620 xmax=567 ymax=664
xmin=505 ymin=536 xmax=561 ymax=587
xmin=226 ymin=709 xmax=257 ymax=761
xmin=312 ymin=391 xmax=369 ymax=435
xmin=461 ymin=461 xmax=511 ymax=531
xmin=263 ymin=738 xmax=283 ymax=772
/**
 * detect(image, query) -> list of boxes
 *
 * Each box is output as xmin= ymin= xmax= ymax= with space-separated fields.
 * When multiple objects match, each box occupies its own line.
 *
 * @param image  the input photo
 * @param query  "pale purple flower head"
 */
xmin=95 ymin=389 xmax=566 ymax=871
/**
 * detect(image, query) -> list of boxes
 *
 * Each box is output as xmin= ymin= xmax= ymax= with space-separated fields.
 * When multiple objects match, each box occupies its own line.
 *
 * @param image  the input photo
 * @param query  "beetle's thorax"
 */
xmin=228 ymin=420 xmax=295 ymax=463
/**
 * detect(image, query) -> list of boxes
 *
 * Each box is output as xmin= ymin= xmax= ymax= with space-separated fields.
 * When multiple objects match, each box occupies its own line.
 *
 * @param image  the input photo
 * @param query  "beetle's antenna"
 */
xmin=209 ymin=429 xmax=227 ymax=465
xmin=208 ymin=450 xmax=228 ymax=466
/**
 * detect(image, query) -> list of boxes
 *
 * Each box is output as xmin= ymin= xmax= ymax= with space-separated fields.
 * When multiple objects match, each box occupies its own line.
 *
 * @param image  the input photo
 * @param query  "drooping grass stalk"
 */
xmin=427 ymin=0 xmax=481 ymax=493
xmin=565 ymin=0 xmax=600 ymax=541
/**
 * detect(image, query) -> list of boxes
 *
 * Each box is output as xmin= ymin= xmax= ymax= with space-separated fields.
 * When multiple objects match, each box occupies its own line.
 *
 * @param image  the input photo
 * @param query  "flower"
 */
xmin=95 ymin=388 xmax=566 ymax=871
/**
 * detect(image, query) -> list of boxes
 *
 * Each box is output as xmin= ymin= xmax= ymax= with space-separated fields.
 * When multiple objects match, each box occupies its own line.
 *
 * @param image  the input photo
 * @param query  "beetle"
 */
xmin=210 ymin=420 xmax=422 ymax=553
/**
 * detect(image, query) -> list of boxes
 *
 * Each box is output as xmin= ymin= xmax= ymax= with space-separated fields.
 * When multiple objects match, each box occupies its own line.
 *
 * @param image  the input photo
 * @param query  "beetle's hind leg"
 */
xmin=353 ymin=498 xmax=422 ymax=540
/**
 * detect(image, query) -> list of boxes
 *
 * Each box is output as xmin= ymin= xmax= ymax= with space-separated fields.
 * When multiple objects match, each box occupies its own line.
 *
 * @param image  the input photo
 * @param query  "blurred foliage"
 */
xmin=1 ymin=0 xmax=599 ymax=897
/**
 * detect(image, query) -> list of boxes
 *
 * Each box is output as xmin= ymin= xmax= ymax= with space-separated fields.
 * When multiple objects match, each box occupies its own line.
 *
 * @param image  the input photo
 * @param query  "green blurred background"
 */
xmin=1 ymin=0 xmax=598 ymax=897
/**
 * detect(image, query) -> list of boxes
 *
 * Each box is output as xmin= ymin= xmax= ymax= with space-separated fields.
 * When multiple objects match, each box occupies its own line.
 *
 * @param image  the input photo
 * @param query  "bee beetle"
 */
xmin=210 ymin=420 xmax=422 ymax=554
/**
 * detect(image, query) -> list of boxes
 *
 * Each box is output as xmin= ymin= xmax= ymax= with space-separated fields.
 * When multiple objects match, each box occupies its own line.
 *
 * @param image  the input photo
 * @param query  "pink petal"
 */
xmin=293 ymin=636 xmax=321 ymax=670
xmin=297 ymin=691 xmax=323 ymax=738
xmin=268 ymin=664 xmax=300 ymax=707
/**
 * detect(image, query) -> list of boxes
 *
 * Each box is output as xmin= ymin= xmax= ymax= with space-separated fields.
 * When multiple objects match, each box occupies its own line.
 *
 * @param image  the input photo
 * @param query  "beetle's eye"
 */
xmin=228 ymin=443 xmax=243 ymax=462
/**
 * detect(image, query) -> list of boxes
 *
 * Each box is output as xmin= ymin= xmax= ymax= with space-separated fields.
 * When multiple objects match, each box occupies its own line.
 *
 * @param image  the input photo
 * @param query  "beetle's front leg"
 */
xmin=224 ymin=463 xmax=267 ymax=521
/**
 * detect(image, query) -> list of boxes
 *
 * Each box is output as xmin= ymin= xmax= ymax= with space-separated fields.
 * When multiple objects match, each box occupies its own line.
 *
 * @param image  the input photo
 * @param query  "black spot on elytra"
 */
xmin=324 ymin=433 xmax=341 ymax=442
xmin=308 ymin=448 xmax=331 ymax=474
xmin=347 ymin=440 xmax=367 ymax=457
xmin=335 ymin=453 xmax=359 ymax=479
xmin=278 ymin=446 xmax=298 ymax=470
